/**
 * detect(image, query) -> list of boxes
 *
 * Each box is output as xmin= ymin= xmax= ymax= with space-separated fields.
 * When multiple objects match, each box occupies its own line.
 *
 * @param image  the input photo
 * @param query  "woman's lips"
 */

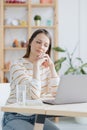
xmin=36 ymin=50 xmax=44 ymax=57
xmin=36 ymin=50 xmax=43 ymax=54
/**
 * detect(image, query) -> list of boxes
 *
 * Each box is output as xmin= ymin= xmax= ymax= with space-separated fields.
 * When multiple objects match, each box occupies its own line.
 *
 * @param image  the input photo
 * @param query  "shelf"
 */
xmin=4 ymin=3 xmax=28 ymax=7
xmin=4 ymin=3 xmax=54 ymax=8
xmin=4 ymin=25 xmax=28 ymax=29
xmin=2 ymin=69 xmax=9 ymax=72
xmin=31 ymin=3 xmax=54 ymax=8
xmin=4 ymin=26 xmax=55 ymax=29
xmin=32 ymin=26 xmax=55 ymax=29
xmin=0 ymin=0 xmax=58 ymax=82
xmin=4 ymin=47 xmax=26 ymax=50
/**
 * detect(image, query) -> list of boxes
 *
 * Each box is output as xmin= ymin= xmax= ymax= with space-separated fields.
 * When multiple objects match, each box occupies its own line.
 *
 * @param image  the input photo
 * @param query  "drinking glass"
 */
xmin=16 ymin=84 xmax=26 ymax=105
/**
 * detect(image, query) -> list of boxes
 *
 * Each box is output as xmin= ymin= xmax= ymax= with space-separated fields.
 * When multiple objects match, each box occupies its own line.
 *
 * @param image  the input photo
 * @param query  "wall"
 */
xmin=58 ymin=0 xmax=87 ymax=75
xmin=79 ymin=0 xmax=87 ymax=61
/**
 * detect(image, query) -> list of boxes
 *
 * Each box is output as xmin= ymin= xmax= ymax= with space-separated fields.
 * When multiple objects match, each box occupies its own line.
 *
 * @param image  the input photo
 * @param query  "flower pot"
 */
xmin=34 ymin=20 xmax=41 ymax=26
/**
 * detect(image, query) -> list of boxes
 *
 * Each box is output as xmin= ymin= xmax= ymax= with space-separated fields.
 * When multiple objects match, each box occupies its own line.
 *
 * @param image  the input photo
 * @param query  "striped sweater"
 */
xmin=7 ymin=58 xmax=60 ymax=104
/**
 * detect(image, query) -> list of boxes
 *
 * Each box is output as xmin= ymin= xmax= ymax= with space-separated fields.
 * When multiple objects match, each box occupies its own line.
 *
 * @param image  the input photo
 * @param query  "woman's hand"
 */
xmin=33 ymin=54 xmax=49 ymax=80
xmin=34 ymin=54 xmax=53 ymax=68
xmin=42 ymin=54 xmax=53 ymax=67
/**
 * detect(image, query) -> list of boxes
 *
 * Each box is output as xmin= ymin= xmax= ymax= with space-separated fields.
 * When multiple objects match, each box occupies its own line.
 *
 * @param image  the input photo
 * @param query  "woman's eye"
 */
xmin=44 ymin=44 xmax=49 ymax=47
xmin=36 ymin=41 xmax=49 ymax=48
xmin=36 ymin=41 xmax=41 ymax=44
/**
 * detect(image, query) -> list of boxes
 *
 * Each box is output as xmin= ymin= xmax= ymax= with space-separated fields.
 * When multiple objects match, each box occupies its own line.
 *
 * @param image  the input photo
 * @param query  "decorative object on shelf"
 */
xmin=4 ymin=61 xmax=11 ymax=70
xmin=12 ymin=39 xmax=19 ymax=47
xmin=34 ymin=15 xmax=41 ymax=26
xmin=4 ymin=77 xmax=8 ymax=83
xmin=40 ymin=0 xmax=53 ymax=4
xmin=46 ymin=19 xmax=52 ymax=26
xmin=5 ymin=0 xmax=26 ymax=4
xmin=5 ymin=18 xmax=19 ymax=26
xmin=19 ymin=20 xmax=27 ymax=26
xmin=20 ymin=40 xmax=27 ymax=47
xmin=11 ymin=19 xmax=19 ymax=26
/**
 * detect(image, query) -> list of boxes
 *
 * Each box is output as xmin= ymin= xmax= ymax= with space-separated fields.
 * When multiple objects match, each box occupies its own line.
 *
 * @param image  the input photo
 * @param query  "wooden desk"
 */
xmin=1 ymin=103 xmax=47 ymax=130
xmin=46 ymin=103 xmax=87 ymax=117
xmin=1 ymin=103 xmax=87 ymax=130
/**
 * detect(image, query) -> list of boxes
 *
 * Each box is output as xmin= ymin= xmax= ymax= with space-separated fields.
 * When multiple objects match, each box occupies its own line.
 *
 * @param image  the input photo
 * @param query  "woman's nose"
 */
xmin=40 ymin=44 xmax=44 ymax=49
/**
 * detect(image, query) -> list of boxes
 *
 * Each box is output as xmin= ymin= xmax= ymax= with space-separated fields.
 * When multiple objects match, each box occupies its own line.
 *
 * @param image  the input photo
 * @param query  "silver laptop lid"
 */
xmin=55 ymin=75 xmax=87 ymax=104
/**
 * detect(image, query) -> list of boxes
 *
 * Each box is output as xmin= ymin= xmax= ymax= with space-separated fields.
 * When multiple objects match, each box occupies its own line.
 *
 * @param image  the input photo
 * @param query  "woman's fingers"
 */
xmin=42 ymin=61 xmax=49 ymax=67
xmin=36 ymin=53 xmax=53 ymax=67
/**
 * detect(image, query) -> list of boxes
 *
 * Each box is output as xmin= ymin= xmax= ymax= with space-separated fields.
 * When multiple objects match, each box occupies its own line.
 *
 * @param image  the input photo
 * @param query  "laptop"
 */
xmin=43 ymin=75 xmax=87 ymax=105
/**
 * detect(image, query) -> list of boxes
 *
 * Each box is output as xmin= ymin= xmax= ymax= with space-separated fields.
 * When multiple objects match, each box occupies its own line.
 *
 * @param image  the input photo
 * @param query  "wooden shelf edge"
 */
xmin=32 ymin=26 xmax=55 ymax=29
xmin=2 ymin=69 xmax=9 ymax=72
xmin=31 ymin=3 xmax=54 ymax=7
xmin=4 ymin=25 xmax=28 ymax=28
xmin=4 ymin=3 xmax=28 ymax=7
xmin=4 ymin=47 xmax=26 ymax=50
xmin=4 ymin=3 xmax=54 ymax=7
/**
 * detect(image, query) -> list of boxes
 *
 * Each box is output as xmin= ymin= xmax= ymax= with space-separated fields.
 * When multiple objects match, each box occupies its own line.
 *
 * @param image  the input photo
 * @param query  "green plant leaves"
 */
xmin=34 ymin=15 xmax=41 ymax=20
xmin=53 ymin=47 xmax=66 ymax=52
xmin=64 ymin=67 xmax=77 ymax=75
xmin=52 ymin=46 xmax=87 ymax=75
xmin=80 ymin=63 xmax=87 ymax=68
xmin=80 ymin=68 xmax=87 ymax=74
xmin=54 ymin=57 xmax=66 ymax=72
xmin=76 ymin=57 xmax=83 ymax=63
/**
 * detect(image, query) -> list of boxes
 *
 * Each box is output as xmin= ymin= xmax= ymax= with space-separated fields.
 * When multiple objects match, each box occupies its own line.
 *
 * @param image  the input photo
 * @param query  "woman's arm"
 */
xmin=10 ymin=60 xmax=42 ymax=99
xmin=43 ymin=55 xmax=60 ymax=97
xmin=49 ymin=62 xmax=58 ymax=78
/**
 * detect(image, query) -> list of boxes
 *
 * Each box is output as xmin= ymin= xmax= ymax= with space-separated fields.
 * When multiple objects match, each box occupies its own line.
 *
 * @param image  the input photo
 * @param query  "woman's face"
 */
xmin=30 ymin=33 xmax=50 ymax=57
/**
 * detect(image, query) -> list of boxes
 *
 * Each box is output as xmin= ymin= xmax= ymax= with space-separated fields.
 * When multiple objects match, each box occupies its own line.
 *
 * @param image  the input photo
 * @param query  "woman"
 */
xmin=2 ymin=29 xmax=60 ymax=130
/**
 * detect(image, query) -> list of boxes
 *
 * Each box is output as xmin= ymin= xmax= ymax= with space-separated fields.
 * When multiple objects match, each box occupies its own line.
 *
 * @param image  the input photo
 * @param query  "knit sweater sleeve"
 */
xmin=47 ymin=68 xmax=60 ymax=94
xmin=10 ymin=60 xmax=41 ymax=99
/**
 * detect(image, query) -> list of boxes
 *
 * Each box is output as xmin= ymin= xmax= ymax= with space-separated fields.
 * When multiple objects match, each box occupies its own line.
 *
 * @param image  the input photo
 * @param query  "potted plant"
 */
xmin=53 ymin=46 xmax=87 ymax=75
xmin=34 ymin=15 xmax=41 ymax=26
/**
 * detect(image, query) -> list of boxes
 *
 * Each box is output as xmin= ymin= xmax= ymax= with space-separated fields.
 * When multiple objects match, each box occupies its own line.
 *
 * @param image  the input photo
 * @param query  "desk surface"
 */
xmin=46 ymin=103 xmax=87 ymax=117
xmin=1 ymin=103 xmax=87 ymax=117
xmin=1 ymin=103 xmax=46 ymax=115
